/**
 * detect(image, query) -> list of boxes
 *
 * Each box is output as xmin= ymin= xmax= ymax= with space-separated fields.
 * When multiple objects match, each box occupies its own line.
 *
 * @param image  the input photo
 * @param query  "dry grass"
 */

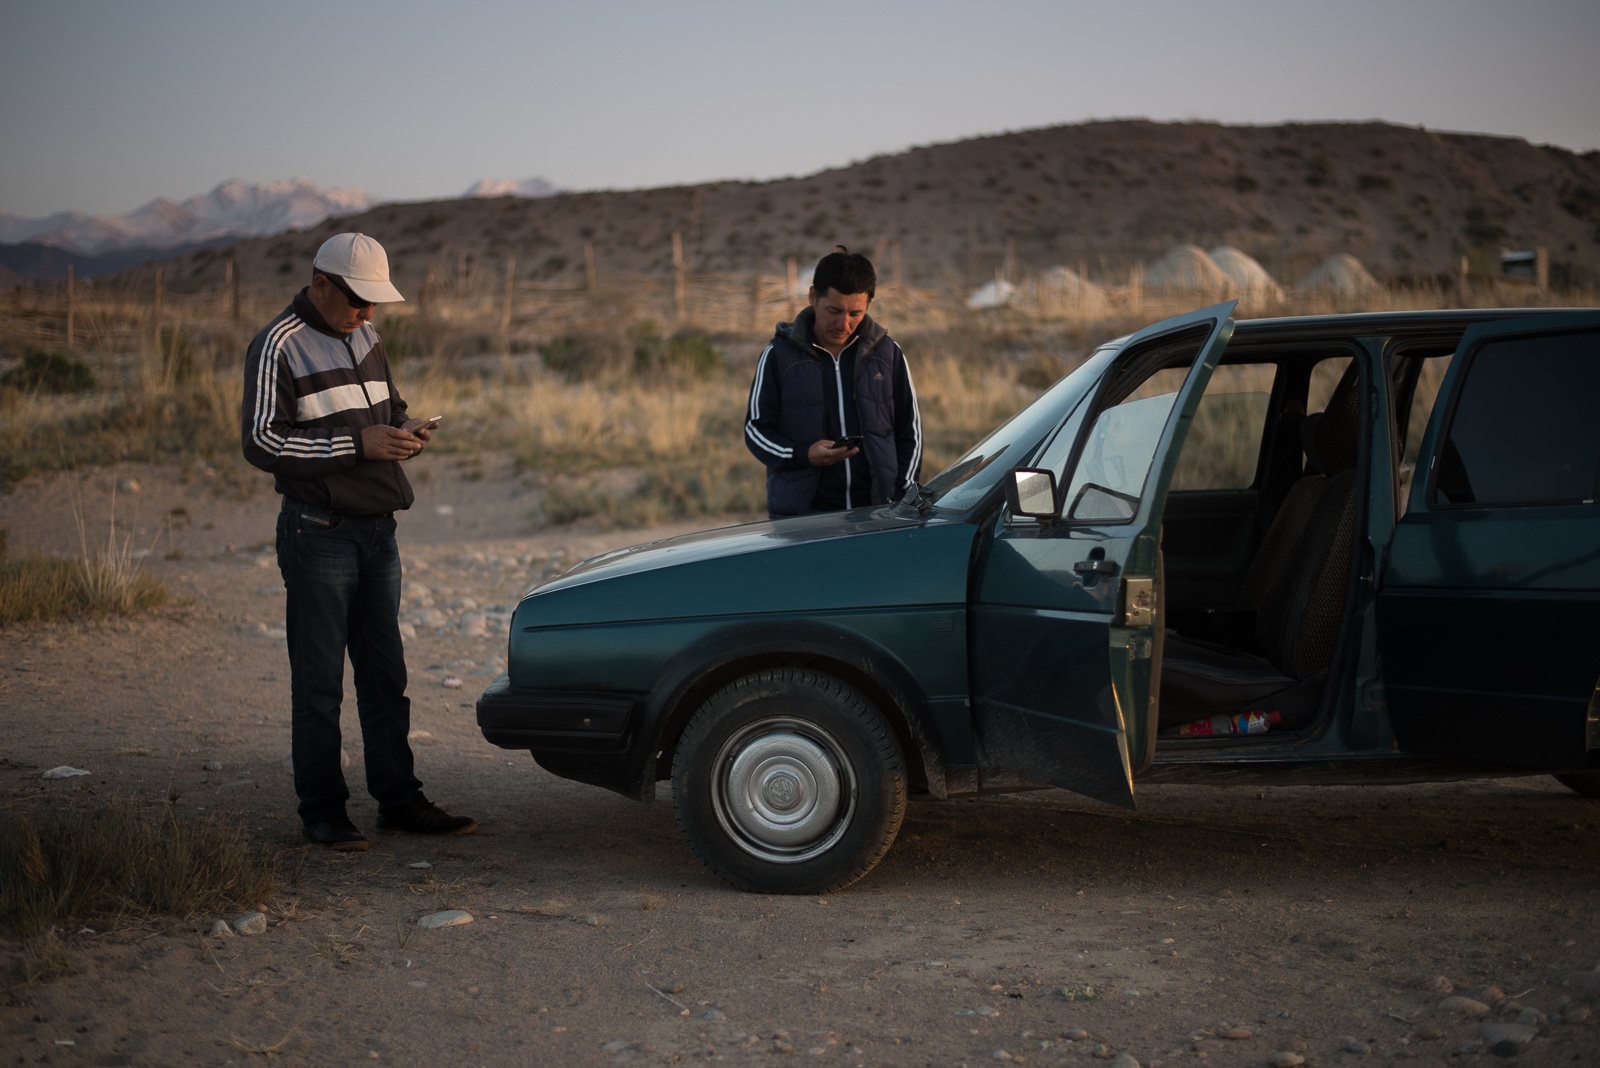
xmin=1 ymin=282 xmax=1592 ymax=530
xmin=0 ymin=796 xmax=279 ymax=944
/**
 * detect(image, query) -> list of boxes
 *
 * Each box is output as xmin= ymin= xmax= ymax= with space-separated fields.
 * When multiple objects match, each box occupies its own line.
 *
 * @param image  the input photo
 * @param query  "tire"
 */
xmin=671 ymin=668 xmax=907 ymax=894
xmin=1553 ymin=772 xmax=1600 ymax=799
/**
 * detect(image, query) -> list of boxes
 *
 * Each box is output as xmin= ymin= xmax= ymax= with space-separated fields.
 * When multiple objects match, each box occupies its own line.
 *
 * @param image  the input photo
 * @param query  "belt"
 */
xmin=281 ymin=496 xmax=393 ymax=521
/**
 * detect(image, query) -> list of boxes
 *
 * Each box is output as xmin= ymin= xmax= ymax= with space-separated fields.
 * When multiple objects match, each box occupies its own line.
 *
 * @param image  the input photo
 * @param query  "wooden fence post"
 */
xmin=584 ymin=241 xmax=597 ymax=291
xmin=672 ymin=231 xmax=686 ymax=323
xmin=1458 ymin=255 xmax=1469 ymax=305
xmin=502 ymin=255 xmax=516 ymax=335
xmin=226 ymin=250 xmax=241 ymax=325
xmin=153 ymin=266 xmax=164 ymax=348
xmin=65 ymin=264 xmax=75 ymax=351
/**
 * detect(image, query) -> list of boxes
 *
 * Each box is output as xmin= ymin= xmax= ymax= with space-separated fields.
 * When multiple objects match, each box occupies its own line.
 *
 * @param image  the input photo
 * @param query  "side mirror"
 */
xmin=1004 ymin=468 xmax=1059 ymax=519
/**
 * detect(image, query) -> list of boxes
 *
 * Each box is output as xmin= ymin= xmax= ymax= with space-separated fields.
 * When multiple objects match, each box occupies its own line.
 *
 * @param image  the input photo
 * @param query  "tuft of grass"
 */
xmin=0 ymin=797 xmax=279 ymax=940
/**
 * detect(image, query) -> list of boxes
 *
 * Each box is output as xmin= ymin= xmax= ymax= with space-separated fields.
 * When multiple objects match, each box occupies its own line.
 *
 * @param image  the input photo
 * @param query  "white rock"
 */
xmin=232 ymin=912 xmax=268 ymax=936
xmin=442 ymin=677 xmax=463 ymax=689
xmin=1110 ymin=1054 xmax=1141 ymax=1068
xmin=201 ymin=760 xmax=223 ymax=771
xmin=399 ymin=623 xmax=417 ymax=640
xmin=407 ymin=729 xmax=434 ymax=742
xmin=417 ymin=910 xmax=474 ymax=928
xmin=408 ymin=861 xmax=433 ymax=869
xmin=42 ymin=766 xmax=91 ymax=779
xmin=434 ymin=504 xmax=455 ymax=516
xmin=209 ymin=920 xmax=235 ymax=938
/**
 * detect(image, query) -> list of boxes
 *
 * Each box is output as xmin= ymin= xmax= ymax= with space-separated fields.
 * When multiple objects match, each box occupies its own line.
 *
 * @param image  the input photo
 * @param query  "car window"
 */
xmin=919 ymin=344 xmax=1118 ymax=513
xmin=1062 ymin=367 xmax=1189 ymax=522
xmin=1435 ymin=329 xmax=1600 ymax=506
xmin=1308 ymin=357 xmax=1352 ymax=414
xmin=1397 ymin=354 xmax=1453 ymax=515
xmin=1169 ymin=363 xmax=1275 ymax=491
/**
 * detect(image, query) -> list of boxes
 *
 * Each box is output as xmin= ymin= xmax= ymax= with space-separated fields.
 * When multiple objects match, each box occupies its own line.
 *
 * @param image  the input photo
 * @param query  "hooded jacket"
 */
xmin=240 ymin=289 xmax=415 ymax=516
xmin=744 ymin=308 xmax=922 ymax=517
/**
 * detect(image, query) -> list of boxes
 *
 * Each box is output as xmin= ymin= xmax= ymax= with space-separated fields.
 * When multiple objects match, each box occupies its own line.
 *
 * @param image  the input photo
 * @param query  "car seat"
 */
xmin=1157 ymin=376 xmax=1360 ymax=731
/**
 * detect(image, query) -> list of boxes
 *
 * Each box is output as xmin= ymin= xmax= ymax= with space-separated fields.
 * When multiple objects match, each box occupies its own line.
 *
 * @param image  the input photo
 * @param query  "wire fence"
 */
xmin=0 ymin=259 xmax=1586 ymax=357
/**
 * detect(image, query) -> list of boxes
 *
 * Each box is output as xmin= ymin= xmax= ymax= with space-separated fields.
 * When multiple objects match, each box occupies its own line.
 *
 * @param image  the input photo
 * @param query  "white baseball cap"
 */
xmin=313 ymin=232 xmax=405 ymax=303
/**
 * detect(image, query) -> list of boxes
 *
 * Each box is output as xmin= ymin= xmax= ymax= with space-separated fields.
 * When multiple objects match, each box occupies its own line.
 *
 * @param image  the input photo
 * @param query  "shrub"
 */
xmin=0 ymin=798 xmax=277 ymax=938
xmin=1 ymin=350 xmax=96 ymax=394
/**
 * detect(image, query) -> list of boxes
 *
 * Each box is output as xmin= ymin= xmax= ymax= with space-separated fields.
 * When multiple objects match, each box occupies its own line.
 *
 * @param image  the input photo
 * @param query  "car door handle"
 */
xmin=1073 ymin=559 xmax=1119 ymax=576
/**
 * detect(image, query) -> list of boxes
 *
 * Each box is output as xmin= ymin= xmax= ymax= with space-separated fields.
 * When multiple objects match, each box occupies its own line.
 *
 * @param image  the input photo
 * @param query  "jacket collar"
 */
xmin=781 ymin=306 xmax=887 ymax=356
xmin=293 ymin=287 xmax=351 ymax=339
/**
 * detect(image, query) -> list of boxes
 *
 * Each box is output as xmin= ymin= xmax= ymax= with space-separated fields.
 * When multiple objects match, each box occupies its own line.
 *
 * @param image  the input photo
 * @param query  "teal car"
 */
xmin=478 ymin=304 xmax=1600 ymax=893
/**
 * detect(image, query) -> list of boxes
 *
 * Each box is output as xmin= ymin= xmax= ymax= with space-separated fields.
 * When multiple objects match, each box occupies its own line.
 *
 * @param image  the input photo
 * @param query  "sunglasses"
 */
xmin=320 ymin=272 xmax=375 ymax=310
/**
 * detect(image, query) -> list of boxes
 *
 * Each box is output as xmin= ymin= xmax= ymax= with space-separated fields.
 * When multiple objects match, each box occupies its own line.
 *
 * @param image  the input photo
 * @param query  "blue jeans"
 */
xmin=277 ymin=500 xmax=424 ymax=825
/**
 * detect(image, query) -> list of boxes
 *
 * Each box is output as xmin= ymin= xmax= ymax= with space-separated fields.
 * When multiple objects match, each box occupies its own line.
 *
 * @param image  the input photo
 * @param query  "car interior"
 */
xmin=1149 ymin=343 xmax=1375 ymax=744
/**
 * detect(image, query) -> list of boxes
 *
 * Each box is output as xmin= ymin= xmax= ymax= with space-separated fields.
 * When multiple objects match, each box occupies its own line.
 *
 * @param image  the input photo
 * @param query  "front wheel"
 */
xmin=672 ymin=669 xmax=907 ymax=894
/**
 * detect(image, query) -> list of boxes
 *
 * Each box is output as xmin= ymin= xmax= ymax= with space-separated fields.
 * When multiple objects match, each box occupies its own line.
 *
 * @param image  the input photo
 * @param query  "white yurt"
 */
xmin=1296 ymin=253 xmax=1380 ymax=295
xmin=1139 ymin=245 xmax=1231 ymax=294
xmin=1025 ymin=266 xmax=1109 ymax=316
xmin=1208 ymin=246 xmax=1285 ymax=303
xmin=966 ymin=278 xmax=1018 ymax=310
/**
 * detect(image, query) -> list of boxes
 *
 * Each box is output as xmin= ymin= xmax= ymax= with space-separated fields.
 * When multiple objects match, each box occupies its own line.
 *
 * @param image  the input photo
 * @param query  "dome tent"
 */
xmin=1296 ymin=253 xmax=1380 ymax=295
xmin=1139 ymin=245 xmax=1231 ymax=293
xmin=966 ymin=278 xmax=1018 ymax=310
xmin=1026 ymin=265 xmax=1108 ymax=315
xmin=1209 ymin=246 xmax=1284 ymax=302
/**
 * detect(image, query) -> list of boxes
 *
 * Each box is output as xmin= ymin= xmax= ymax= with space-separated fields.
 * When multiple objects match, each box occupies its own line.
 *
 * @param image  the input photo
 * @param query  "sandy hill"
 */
xmin=164 ymin=120 xmax=1600 ymax=299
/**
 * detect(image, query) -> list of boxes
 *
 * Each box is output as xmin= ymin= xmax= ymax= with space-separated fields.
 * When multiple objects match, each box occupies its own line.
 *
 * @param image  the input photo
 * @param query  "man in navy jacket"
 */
xmin=744 ymin=248 xmax=922 ymax=517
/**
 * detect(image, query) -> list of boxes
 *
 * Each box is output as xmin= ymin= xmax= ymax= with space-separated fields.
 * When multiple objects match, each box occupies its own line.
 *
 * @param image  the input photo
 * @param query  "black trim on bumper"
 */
xmin=476 ymin=674 xmax=638 ymax=753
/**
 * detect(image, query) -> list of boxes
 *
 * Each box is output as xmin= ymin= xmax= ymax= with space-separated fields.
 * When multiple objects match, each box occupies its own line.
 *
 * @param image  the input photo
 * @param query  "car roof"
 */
xmin=1232 ymin=306 xmax=1594 ymax=341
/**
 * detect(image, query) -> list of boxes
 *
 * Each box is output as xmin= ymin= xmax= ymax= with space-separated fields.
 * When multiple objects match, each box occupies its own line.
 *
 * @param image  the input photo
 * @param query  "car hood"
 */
xmin=517 ymin=509 xmax=979 ymax=628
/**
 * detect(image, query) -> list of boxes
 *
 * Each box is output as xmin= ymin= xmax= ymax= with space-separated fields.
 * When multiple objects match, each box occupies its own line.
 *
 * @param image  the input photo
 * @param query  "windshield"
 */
xmin=913 ymin=344 xmax=1121 ymax=513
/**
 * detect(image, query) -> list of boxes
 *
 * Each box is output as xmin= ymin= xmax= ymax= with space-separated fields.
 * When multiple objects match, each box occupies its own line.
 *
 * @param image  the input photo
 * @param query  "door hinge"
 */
xmin=1118 ymin=577 xmax=1156 ymax=627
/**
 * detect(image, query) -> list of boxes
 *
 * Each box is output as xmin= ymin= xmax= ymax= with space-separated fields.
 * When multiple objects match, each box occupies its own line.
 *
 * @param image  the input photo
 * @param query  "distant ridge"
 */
xmin=22 ymin=121 xmax=1600 ymax=295
xmin=0 ymin=177 xmax=374 ymax=255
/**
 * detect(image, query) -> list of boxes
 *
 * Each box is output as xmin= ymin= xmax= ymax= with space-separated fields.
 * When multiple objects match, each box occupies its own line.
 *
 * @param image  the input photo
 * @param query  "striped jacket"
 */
xmin=240 ymin=290 xmax=415 ymax=516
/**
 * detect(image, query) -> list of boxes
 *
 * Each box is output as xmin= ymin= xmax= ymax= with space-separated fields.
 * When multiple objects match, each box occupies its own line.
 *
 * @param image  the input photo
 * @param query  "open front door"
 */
xmin=970 ymin=303 xmax=1236 ymax=807
xmin=1379 ymin=312 xmax=1600 ymax=769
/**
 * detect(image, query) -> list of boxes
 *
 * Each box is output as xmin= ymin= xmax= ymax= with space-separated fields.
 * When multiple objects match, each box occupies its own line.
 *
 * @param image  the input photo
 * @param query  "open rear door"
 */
xmin=970 ymin=303 xmax=1236 ymax=807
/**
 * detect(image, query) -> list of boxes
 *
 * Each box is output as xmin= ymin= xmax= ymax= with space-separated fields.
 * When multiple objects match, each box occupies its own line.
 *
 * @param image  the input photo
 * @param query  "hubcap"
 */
xmin=712 ymin=718 xmax=856 ymax=863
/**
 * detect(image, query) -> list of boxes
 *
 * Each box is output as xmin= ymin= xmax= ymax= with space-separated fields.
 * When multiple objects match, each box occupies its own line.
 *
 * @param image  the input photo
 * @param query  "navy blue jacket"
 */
xmin=744 ymin=309 xmax=922 ymax=517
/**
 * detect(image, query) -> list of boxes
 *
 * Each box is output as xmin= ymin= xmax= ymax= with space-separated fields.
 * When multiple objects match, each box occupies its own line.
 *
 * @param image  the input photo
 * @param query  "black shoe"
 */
xmin=377 ymin=801 xmax=478 ymax=836
xmin=303 ymin=816 xmax=370 ymax=852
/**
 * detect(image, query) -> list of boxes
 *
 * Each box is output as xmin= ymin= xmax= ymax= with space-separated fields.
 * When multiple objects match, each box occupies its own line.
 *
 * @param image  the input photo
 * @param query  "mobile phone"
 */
xmin=422 ymin=415 xmax=443 ymax=430
xmin=832 ymin=435 xmax=862 ymax=449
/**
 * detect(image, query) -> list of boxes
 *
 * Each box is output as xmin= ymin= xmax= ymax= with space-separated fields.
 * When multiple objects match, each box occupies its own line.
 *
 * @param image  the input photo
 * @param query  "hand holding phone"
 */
xmin=421 ymin=415 xmax=443 ymax=430
xmin=832 ymin=435 xmax=862 ymax=449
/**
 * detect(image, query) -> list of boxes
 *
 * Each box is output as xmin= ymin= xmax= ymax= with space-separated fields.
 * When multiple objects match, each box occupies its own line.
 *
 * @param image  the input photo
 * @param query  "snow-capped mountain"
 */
xmin=462 ymin=177 xmax=560 ymax=199
xmin=0 ymin=178 xmax=375 ymax=255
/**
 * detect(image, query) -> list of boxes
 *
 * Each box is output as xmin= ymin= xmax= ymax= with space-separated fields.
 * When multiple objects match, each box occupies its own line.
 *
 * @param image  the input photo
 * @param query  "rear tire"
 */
xmin=672 ymin=668 xmax=906 ymax=894
xmin=1553 ymin=772 xmax=1600 ymax=799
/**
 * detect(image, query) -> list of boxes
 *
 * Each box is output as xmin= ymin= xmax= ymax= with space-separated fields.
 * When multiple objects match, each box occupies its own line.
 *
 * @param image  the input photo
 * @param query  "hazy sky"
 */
xmin=2 ymin=0 xmax=1597 ymax=218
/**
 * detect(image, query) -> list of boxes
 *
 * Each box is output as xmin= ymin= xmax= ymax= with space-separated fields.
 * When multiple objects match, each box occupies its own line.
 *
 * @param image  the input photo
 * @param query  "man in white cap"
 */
xmin=241 ymin=232 xmax=476 ymax=851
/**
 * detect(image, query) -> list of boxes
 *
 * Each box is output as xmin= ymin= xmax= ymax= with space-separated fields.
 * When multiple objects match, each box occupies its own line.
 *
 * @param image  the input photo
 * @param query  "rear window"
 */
xmin=1435 ymin=330 xmax=1600 ymax=507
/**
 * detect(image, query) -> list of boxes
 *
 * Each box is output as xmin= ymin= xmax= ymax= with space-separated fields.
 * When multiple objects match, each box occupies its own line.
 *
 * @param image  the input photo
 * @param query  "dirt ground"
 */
xmin=2 ymin=458 xmax=1598 ymax=1068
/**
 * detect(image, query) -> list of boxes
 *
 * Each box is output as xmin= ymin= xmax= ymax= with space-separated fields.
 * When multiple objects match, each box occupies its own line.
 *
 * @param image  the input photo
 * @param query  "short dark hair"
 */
xmin=812 ymin=246 xmax=876 ymax=301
